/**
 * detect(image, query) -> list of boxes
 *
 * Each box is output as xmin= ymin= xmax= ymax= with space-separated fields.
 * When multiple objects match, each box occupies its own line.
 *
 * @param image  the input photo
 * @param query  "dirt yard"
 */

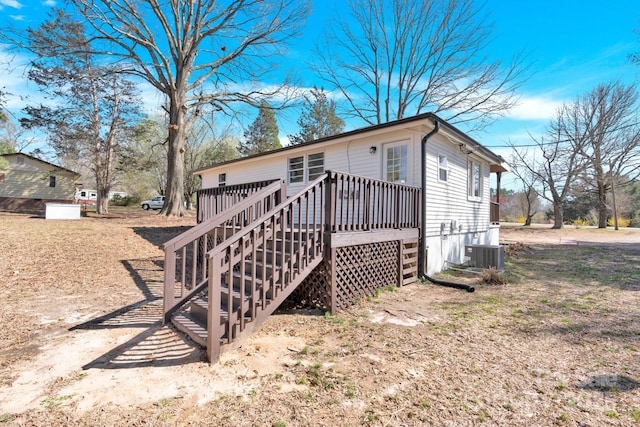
xmin=1 ymin=212 xmax=639 ymax=426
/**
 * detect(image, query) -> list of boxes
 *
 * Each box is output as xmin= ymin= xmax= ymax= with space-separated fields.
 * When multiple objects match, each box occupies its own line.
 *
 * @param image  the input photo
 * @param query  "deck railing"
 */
xmin=325 ymin=170 xmax=421 ymax=232
xmin=163 ymin=179 xmax=285 ymax=323
xmin=197 ymin=179 xmax=280 ymax=223
xmin=206 ymin=173 xmax=327 ymax=362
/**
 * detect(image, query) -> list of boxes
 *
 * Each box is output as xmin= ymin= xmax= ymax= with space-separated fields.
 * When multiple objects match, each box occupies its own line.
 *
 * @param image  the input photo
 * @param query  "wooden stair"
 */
xmin=164 ymin=174 xmax=327 ymax=363
xmin=170 ymin=233 xmax=320 ymax=354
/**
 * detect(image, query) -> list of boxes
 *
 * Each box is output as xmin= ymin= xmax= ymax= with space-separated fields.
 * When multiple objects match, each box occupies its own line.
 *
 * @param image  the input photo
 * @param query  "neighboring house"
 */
xmin=0 ymin=153 xmax=80 ymax=211
xmin=164 ymin=112 xmax=509 ymax=363
xmin=75 ymin=188 xmax=128 ymax=204
xmin=195 ymin=112 xmax=508 ymax=276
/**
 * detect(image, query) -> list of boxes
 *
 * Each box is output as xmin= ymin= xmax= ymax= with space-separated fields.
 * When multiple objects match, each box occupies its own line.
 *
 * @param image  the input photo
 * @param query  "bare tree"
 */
xmin=509 ymin=156 xmax=541 ymax=226
xmin=119 ymin=115 xmax=169 ymax=200
xmin=511 ymin=116 xmax=586 ymax=228
xmin=184 ymin=114 xmax=238 ymax=210
xmin=560 ymin=82 xmax=640 ymax=228
xmin=313 ymin=0 xmax=528 ymax=129
xmin=64 ymin=0 xmax=308 ymax=216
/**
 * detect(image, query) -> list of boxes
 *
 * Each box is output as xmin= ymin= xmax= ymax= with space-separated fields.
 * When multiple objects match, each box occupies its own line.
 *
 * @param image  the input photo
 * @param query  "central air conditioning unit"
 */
xmin=466 ymin=245 xmax=505 ymax=271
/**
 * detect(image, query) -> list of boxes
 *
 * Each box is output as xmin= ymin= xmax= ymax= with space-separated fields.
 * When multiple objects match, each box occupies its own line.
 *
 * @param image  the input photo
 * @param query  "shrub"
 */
xmin=607 ymin=217 xmax=631 ymax=227
xmin=112 ymin=195 xmax=142 ymax=207
xmin=571 ymin=217 xmax=589 ymax=227
xmin=515 ymin=216 xmax=526 ymax=224
xmin=480 ymin=267 xmax=506 ymax=285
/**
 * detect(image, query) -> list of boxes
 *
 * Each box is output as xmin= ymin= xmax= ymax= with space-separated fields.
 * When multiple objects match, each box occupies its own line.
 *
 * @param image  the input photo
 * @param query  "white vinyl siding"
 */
xmin=198 ymin=132 xmax=491 ymax=238
xmin=425 ymin=135 xmax=491 ymax=237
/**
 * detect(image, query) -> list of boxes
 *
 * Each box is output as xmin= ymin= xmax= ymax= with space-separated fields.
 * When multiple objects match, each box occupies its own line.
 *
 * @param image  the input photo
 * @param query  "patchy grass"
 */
xmin=1 ymin=213 xmax=640 ymax=426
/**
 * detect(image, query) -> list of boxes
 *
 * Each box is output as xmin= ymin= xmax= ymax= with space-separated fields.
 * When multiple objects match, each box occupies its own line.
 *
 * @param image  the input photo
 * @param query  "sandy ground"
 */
xmin=1 ymin=214 xmax=639 ymax=425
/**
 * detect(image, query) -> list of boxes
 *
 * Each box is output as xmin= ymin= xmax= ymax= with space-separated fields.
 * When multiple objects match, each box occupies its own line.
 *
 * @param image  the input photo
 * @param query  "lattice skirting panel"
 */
xmin=288 ymin=240 xmax=417 ymax=313
xmin=288 ymin=260 xmax=332 ymax=311
xmin=333 ymin=241 xmax=399 ymax=310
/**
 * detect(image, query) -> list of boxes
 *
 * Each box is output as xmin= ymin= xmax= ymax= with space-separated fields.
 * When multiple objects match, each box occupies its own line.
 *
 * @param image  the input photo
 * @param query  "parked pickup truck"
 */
xmin=141 ymin=196 xmax=165 ymax=210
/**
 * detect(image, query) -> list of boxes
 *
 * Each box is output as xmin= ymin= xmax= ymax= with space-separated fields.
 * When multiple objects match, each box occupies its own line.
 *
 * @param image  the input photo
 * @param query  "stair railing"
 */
xmin=197 ymin=179 xmax=280 ymax=223
xmin=163 ymin=179 xmax=286 ymax=323
xmin=206 ymin=173 xmax=328 ymax=362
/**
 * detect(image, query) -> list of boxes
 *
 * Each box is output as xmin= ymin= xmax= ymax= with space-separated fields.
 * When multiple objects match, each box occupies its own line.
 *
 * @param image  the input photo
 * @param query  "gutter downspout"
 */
xmin=419 ymin=119 xmax=474 ymax=293
xmin=419 ymin=120 xmax=439 ymax=278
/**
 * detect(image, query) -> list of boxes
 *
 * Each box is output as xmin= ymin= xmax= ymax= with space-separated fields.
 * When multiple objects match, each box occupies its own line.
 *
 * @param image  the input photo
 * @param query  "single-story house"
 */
xmin=195 ymin=112 xmax=508 ymax=276
xmin=163 ymin=112 xmax=509 ymax=363
xmin=0 ymin=153 xmax=80 ymax=211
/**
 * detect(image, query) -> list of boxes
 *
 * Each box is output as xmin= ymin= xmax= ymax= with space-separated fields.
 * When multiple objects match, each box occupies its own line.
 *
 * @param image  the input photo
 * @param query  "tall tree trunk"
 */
xmin=552 ymin=199 xmax=564 ymax=229
xmin=163 ymin=97 xmax=186 ymax=216
xmin=524 ymin=214 xmax=533 ymax=226
xmin=597 ymin=182 xmax=608 ymax=228
xmin=97 ymin=188 xmax=109 ymax=214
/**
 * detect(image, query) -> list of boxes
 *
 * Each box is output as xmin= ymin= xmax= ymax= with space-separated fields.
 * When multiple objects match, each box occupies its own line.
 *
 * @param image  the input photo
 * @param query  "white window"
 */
xmin=288 ymin=153 xmax=324 ymax=184
xmin=384 ymin=143 xmax=408 ymax=183
xmin=218 ymin=173 xmax=226 ymax=187
xmin=288 ymin=156 xmax=304 ymax=183
xmin=307 ymin=153 xmax=324 ymax=181
xmin=468 ymin=159 xmax=482 ymax=199
xmin=438 ymin=155 xmax=448 ymax=182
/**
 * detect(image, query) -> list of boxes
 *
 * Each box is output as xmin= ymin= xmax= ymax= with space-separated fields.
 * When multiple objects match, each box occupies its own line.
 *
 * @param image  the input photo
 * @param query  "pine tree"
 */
xmin=21 ymin=11 xmax=142 ymax=215
xmin=239 ymin=101 xmax=281 ymax=156
xmin=289 ymin=87 xmax=345 ymax=144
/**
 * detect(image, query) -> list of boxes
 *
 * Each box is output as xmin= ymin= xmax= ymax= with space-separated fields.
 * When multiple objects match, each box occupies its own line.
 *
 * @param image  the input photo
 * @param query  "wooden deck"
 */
xmin=163 ymin=171 xmax=480 ymax=363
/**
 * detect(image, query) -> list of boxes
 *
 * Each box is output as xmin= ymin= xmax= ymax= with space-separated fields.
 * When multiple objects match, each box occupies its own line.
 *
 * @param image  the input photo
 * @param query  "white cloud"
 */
xmin=505 ymin=95 xmax=562 ymax=121
xmin=0 ymin=0 xmax=22 ymax=9
xmin=9 ymin=14 xmax=26 ymax=21
xmin=42 ymin=0 xmax=56 ymax=5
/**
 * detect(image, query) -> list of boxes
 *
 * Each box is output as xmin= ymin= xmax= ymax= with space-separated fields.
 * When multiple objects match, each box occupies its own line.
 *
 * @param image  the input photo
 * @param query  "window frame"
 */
xmin=468 ymin=158 xmax=483 ymax=201
xmin=49 ymin=175 xmax=56 ymax=188
xmin=307 ymin=152 xmax=325 ymax=181
xmin=288 ymin=155 xmax=304 ymax=184
xmin=438 ymin=154 xmax=448 ymax=183
xmin=288 ymin=152 xmax=325 ymax=184
xmin=218 ymin=173 xmax=227 ymax=187
xmin=384 ymin=143 xmax=408 ymax=184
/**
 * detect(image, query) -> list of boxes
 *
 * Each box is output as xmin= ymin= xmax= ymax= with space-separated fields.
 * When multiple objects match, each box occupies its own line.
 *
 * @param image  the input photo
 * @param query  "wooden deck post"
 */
xmin=397 ymin=240 xmax=403 ymax=288
xmin=208 ymin=252 xmax=222 ymax=364
xmin=330 ymin=247 xmax=337 ymax=315
xmin=163 ymin=249 xmax=175 ymax=325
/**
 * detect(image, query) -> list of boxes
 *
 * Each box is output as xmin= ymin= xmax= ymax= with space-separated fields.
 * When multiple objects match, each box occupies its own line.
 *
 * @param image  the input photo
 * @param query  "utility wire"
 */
xmin=483 ymin=121 xmax=640 ymax=149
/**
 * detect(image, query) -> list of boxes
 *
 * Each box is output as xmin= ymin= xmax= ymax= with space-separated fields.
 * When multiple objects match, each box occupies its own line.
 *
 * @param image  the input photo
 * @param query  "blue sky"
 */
xmin=1 ymin=0 xmax=640 ymax=184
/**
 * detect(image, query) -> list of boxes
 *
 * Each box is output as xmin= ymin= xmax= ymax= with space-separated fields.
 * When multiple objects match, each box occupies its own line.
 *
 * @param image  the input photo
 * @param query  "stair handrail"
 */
xmin=197 ymin=179 xmax=280 ymax=223
xmin=205 ymin=173 xmax=328 ymax=362
xmin=163 ymin=179 xmax=286 ymax=323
